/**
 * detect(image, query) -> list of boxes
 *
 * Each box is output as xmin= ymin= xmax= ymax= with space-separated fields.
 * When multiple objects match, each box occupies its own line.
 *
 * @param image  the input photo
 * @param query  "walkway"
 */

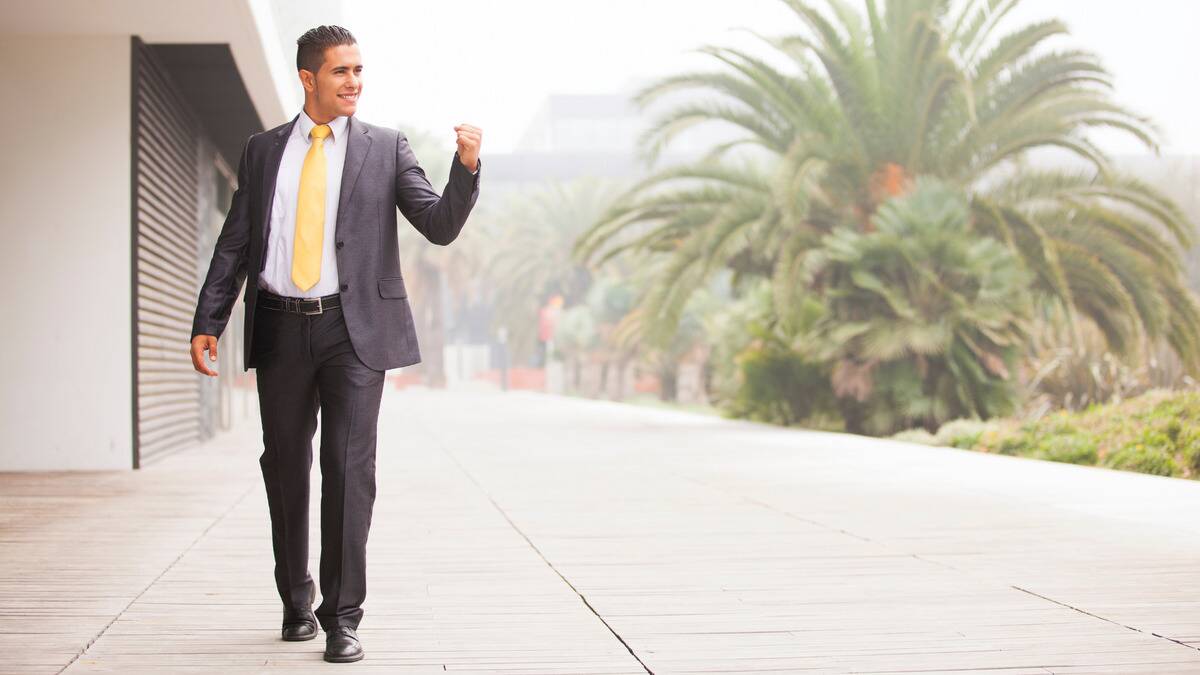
xmin=3 ymin=388 xmax=1200 ymax=674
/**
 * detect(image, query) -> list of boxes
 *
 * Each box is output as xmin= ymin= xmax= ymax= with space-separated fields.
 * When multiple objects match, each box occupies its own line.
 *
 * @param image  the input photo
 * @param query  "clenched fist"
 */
xmin=454 ymin=123 xmax=482 ymax=172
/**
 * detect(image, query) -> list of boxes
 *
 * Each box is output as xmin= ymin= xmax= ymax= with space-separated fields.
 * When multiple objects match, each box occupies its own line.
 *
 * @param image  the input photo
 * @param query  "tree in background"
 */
xmin=576 ymin=0 xmax=1200 ymax=434
xmin=583 ymin=276 xmax=639 ymax=398
xmin=484 ymin=178 xmax=627 ymax=366
xmin=805 ymin=178 xmax=1033 ymax=433
xmin=604 ymin=256 xmax=723 ymax=402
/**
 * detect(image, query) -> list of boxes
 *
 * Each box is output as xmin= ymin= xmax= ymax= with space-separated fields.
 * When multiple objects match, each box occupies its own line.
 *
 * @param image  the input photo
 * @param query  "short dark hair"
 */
xmin=296 ymin=25 xmax=356 ymax=74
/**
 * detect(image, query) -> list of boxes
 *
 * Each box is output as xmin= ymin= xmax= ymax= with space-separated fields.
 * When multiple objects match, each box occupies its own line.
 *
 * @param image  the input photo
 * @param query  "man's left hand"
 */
xmin=455 ymin=123 xmax=482 ymax=172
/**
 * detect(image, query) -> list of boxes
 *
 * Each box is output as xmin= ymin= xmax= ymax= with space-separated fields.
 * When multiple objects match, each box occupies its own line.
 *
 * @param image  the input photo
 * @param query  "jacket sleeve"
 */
xmin=395 ymin=132 xmax=481 ymax=246
xmin=191 ymin=136 xmax=253 ymax=340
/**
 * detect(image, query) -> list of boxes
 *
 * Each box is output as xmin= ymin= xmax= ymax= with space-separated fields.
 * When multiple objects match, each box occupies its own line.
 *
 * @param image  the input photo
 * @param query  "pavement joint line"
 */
xmin=679 ymin=472 xmax=965 ymax=573
xmin=680 ymin=471 xmax=1200 ymax=659
xmin=1010 ymin=584 xmax=1200 ymax=654
xmin=413 ymin=414 xmax=656 ymax=675
xmin=57 ymin=480 xmax=260 ymax=674
xmin=848 ymin=666 xmax=1058 ymax=674
xmin=675 ymin=472 xmax=890 ymax=546
xmin=742 ymin=488 xmax=961 ymax=571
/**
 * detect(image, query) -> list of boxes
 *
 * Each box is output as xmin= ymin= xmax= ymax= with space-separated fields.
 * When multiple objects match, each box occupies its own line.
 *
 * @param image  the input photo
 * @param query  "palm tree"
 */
xmin=484 ymin=178 xmax=627 ymax=365
xmin=806 ymin=177 xmax=1033 ymax=433
xmin=574 ymin=0 xmax=1200 ymax=394
xmin=606 ymin=260 xmax=722 ymax=402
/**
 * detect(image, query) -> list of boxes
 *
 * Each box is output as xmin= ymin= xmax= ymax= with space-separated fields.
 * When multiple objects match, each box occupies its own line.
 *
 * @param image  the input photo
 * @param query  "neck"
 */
xmin=303 ymin=101 xmax=336 ymax=125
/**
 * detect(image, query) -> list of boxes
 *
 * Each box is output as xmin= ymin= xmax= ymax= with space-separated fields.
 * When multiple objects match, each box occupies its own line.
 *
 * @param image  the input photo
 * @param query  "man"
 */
xmin=188 ymin=25 xmax=481 ymax=663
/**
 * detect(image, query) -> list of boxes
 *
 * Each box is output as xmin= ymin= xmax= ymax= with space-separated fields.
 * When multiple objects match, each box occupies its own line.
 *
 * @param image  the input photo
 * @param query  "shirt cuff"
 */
xmin=455 ymin=151 xmax=480 ymax=176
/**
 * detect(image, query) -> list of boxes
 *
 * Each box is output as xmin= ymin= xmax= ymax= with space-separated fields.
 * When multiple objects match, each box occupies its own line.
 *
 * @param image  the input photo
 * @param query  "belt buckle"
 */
xmin=302 ymin=297 xmax=324 ymax=315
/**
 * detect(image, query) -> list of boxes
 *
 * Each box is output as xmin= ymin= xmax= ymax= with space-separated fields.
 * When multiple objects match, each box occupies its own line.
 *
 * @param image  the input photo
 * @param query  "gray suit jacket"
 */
xmin=190 ymin=113 xmax=481 ymax=371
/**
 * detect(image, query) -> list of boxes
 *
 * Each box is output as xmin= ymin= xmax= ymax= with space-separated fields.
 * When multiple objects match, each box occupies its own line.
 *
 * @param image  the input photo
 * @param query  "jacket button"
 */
xmin=340 ymin=283 xmax=348 ymax=291
xmin=336 ymin=241 xmax=344 ymax=249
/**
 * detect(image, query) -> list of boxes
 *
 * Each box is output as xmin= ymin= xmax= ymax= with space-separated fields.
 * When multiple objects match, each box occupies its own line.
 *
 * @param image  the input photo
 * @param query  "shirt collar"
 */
xmin=297 ymin=108 xmax=349 ymax=145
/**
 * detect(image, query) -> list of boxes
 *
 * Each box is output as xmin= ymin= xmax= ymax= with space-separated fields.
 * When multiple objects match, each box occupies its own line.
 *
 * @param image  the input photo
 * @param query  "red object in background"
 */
xmin=633 ymin=373 xmax=661 ymax=394
xmin=391 ymin=369 xmax=548 ymax=391
xmin=389 ymin=372 xmax=424 ymax=390
xmin=538 ymin=294 xmax=564 ymax=342
xmin=474 ymin=368 xmax=545 ymax=390
xmin=537 ymin=307 xmax=555 ymax=341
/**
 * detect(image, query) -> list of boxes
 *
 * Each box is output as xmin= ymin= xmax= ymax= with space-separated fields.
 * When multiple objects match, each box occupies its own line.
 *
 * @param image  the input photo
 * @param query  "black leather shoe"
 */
xmin=281 ymin=606 xmax=319 ymax=641
xmin=281 ymin=583 xmax=319 ymax=641
xmin=282 ymin=607 xmax=319 ymax=638
xmin=324 ymin=626 xmax=364 ymax=663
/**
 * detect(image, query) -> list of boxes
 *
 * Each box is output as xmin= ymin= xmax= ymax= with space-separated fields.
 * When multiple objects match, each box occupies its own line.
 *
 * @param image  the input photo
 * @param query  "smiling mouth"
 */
xmin=338 ymin=92 xmax=358 ymax=102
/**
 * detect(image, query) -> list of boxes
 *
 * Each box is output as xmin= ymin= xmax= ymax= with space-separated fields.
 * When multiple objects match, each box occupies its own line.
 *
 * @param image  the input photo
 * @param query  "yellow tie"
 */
xmin=292 ymin=123 xmax=332 ymax=291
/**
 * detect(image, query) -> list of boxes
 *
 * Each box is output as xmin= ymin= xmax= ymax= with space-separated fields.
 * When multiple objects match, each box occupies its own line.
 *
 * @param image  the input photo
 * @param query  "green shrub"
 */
xmin=891 ymin=428 xmax=937 ymax=445
xmin=1165 ymin=418 xmax=1183 ymax=445
xmin=934 ymin=418 xmax=993 ymax=449
xmin=1179 ymin=427 xmax=1200 ymax=475
xmin=1033 ymin=434 xmax=1098 ymax=465
xmin=1135 ymin=428 xmax=1173 ymax=453
xmin=1042 ymin=413 xmax=1080 ymax=437
xmin=1105 ymin=444 xmax=1179 ymax=477
xmin=996 ymin=434 xmax=1034 ymax=456
xmin=980 ymin=391 xmax=1200 ymax=477
xmin=727 ymin=345 xmax=841 ymax=428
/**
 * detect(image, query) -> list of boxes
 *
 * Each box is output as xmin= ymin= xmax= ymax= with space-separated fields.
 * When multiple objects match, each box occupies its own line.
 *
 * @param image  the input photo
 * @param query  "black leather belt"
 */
xmin=258 ymin=290 xmax=341 ymax=315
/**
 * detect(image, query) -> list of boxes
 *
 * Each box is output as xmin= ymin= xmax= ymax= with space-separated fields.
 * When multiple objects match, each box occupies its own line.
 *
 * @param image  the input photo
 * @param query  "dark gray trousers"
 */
xmin=253 ymin=300 xmax=385 ymax=631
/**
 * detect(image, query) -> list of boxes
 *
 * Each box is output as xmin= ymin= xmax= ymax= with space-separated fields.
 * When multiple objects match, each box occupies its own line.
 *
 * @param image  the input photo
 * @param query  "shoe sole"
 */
xmin=323 ymin=651 xmax=364 ymax=663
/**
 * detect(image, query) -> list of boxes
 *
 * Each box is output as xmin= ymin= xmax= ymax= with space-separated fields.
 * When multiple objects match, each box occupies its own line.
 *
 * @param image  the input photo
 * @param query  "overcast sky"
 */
xmin=343 ymin=0 xmax=1200 ymax=156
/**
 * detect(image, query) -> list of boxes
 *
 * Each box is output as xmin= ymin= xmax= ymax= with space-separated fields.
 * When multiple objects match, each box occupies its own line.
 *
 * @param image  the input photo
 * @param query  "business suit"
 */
xmin=193 ymin=113 xmax=480 ymax=371
xmin=191 ymin=111 xmax=480 ymax=632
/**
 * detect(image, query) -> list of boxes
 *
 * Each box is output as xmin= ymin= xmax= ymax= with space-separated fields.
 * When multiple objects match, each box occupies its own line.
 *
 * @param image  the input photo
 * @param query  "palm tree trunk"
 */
xmin=839 ymin=398 xmax=866 ymax=435
xmin=659 ymin=365 xmax=678 ymax=402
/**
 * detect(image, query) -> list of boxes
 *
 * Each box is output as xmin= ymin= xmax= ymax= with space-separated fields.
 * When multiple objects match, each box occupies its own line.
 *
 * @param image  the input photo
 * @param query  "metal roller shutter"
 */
xmin=131 ymin=37 xmax=205 ymax=466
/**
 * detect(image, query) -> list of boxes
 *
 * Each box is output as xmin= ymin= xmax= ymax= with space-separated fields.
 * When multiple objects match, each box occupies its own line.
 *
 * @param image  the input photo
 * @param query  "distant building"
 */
xmin=0 ymin=1 xmax=340 ymax=470
xmin=442 ymin=83 xmax=745 ymax=375
xmin=486 ymin=81 xmax=741 ymax=193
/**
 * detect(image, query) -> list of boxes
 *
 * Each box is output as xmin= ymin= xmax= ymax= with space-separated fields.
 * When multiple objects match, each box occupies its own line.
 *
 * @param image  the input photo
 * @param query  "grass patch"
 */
xmin=891 ymin=388 xmax=1200 ymax=480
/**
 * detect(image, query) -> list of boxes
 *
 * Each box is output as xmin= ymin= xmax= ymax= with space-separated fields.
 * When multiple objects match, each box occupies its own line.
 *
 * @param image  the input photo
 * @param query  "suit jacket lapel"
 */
xmin=258 ymin=113 xmax=369 ymax=263
xmin=336 ymin=115 xmax=371 ymax=232
xmin=260 ymin=114 xmax=297 ymax=252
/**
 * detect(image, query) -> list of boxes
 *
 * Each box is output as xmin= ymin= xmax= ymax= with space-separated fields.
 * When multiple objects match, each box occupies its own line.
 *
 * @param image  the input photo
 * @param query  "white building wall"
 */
xmin=0 ymin=35 xmax=132 ymax=470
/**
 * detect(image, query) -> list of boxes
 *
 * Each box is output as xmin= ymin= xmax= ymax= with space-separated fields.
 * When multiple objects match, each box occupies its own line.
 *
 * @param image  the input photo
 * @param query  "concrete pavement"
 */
xmin=3 ymin=387 xmax=1200 ymax=673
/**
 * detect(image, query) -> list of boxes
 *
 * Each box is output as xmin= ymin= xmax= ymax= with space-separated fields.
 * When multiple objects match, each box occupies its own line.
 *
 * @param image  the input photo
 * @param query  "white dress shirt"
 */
xmin=258 ymin=109 xmax=350 ymax=298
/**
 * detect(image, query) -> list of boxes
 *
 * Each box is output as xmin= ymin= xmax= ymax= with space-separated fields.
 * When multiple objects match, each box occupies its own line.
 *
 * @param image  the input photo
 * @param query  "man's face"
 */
xmin=302 ymin=43 xmax=363 ymax=119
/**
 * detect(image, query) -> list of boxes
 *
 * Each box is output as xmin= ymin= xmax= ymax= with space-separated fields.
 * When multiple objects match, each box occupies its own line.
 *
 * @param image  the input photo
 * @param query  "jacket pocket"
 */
xmin=378 ymin=275 xmax=408 ymax=299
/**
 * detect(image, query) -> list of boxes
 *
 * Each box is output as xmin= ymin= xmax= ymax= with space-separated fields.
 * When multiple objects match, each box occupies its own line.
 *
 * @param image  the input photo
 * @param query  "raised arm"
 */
xmin=394 ymin=131 xmax=481 ymax=246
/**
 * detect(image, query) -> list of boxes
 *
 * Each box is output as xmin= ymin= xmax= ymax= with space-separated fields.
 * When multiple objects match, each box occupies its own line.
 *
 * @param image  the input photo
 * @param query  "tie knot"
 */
xmin=310 ymin=124 xmax=332 ymax=142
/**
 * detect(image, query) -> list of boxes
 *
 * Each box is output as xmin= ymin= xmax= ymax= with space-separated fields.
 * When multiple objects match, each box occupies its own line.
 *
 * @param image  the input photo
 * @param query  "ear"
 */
xmin=298 ymin=69 xmax=316 ymax=93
